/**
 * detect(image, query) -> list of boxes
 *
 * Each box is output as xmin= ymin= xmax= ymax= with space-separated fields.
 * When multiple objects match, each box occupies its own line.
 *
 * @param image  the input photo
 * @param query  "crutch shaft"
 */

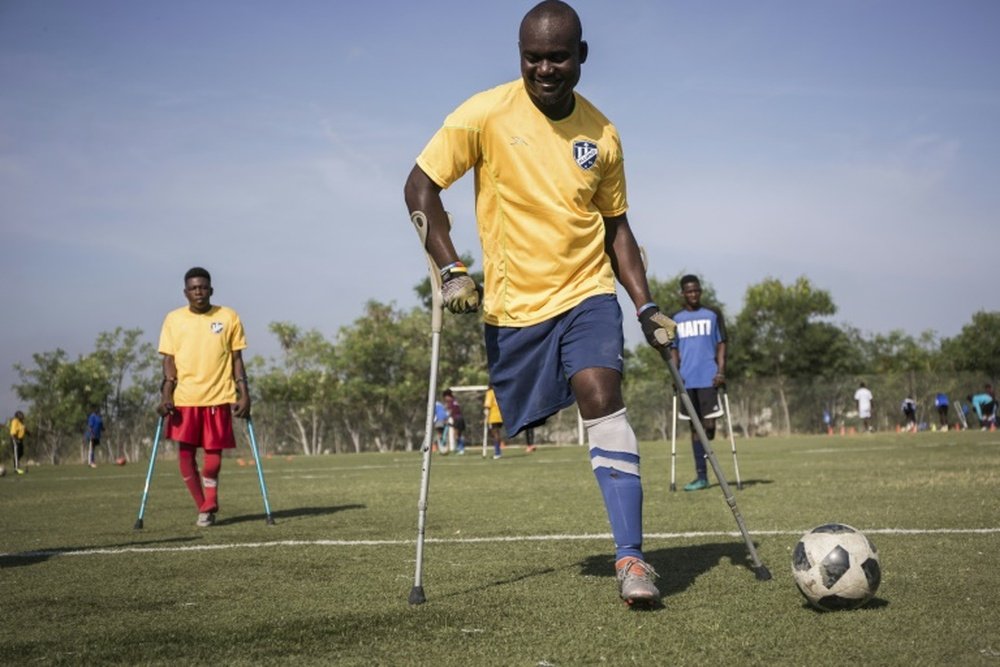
xmin=659 ymin=349 xmax=771 ymax=580
xmin=246 ymin=418 xmax=275 ymax=525
xmin=134 ymin=416 xmax=164 ymax=530
xmin=670 ymin=393 xmax=677 ymax=492
xmin=722 ymin=389 xmax=743 ymax=490
xmin=409 ymin=209 xmax=447 ymax=605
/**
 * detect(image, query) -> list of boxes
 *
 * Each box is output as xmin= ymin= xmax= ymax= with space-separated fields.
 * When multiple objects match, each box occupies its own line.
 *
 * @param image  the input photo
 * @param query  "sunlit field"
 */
xmin=2 ymin=429 xmax=998 ymax=665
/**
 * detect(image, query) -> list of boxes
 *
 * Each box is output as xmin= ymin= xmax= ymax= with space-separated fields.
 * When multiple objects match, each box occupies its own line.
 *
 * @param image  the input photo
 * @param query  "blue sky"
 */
xmin=2 ymin=1 xmax=998 ymax=418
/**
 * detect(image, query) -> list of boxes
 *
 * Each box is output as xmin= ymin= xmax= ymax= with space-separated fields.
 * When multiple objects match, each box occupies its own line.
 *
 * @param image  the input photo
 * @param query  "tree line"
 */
xmin=9 ymin=272 xmax=999 ymax=464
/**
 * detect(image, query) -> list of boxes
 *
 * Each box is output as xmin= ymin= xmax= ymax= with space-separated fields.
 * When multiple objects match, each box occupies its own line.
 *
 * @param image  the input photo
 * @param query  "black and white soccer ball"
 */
xmin=792 ymin=523 xmax=881 ymax=611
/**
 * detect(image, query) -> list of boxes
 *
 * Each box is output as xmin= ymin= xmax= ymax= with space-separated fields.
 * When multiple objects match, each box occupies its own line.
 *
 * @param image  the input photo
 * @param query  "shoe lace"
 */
xmin=618 ymin=558 xmax=658 ymax=582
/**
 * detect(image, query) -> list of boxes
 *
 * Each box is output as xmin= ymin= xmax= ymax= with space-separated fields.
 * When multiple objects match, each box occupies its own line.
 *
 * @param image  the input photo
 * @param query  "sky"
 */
xmin=1 ymin=0 xmax=998 ymax=418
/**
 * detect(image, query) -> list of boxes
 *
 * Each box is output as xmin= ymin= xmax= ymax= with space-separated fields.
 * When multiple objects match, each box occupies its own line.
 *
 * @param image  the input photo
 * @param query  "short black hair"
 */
xmin=184 ymin=267 xmax=211 ymax=283
xmin=442 ymin=389 xmax=454 ymax=398
xmin=680 ymin=274 xmax=700 ymax=289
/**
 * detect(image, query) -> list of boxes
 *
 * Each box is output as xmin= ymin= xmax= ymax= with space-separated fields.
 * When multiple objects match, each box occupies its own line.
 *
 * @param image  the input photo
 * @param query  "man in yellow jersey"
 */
xmin=8 ymin=410 xmax=27 ymax=474
xmin=483 ymin=385 xmax=505 ymax=459
xmin=404 ymin=0 xmax=675 ymax=607
xmin=158 ymin=267 xmax=250 ymax=527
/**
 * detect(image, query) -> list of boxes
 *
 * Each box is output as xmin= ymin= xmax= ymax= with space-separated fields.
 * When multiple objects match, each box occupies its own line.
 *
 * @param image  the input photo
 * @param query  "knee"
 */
xmin=571 ymin=368 xmax=624 ymax=419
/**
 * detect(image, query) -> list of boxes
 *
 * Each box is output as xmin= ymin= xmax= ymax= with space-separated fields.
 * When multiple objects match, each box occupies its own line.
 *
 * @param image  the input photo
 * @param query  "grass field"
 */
xmin=2 ymin=429 xmax=999 ymax=666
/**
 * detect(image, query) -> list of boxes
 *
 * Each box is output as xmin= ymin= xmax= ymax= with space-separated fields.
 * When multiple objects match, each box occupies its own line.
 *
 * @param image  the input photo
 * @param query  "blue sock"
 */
xmin=593 ymin=467 xmax=643 ymax=560
xmin=692 ymin=439 xmax=707 ymax=479
xmin=585 ymin=408 xmax=644 ymax=561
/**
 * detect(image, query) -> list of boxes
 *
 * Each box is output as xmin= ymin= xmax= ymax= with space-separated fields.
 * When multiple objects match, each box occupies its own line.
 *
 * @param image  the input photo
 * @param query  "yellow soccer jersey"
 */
xmin=416 ymin=79 xmax=627 ymax=327
xmin=158 ymin=305 xmax=247 ymax=407
xmin=9 ymin=417 xmax=25 ymax=439
xmin=483 ymin=388 xmax=503 ymax=424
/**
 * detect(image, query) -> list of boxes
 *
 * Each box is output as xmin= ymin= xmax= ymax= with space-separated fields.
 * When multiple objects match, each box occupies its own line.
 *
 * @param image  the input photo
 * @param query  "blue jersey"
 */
xmin=671 ymin=306 xmax=726 ymax=389
xmin=87 ymin=412 xmax=104 ymax=440
xmin=935 ymin=393 xmax=949 ymax=408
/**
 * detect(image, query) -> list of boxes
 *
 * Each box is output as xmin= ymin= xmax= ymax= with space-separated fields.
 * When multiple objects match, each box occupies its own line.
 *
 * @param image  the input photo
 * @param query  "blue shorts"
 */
xmin=484 ymin=294 xmax=624 ymax=437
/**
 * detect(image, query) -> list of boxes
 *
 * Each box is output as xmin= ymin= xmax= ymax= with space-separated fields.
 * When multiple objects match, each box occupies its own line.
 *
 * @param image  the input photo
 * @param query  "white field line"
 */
xmin=2 ymin=527 xmax=998 ymax=560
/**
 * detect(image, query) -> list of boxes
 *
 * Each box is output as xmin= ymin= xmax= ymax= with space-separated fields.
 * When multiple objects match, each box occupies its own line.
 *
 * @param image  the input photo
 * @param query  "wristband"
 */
xmin=440 ymin=260 xmax=467 ymax=279
xmin=235 ymin=377 xmax=249 ymax=385
xmin=637 ymin=302 xmax=657 ymax=317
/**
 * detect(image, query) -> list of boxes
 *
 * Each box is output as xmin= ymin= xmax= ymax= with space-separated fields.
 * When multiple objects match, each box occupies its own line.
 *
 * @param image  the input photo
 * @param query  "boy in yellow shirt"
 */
xmin=158 ymin=267 xmax=250 ymax=527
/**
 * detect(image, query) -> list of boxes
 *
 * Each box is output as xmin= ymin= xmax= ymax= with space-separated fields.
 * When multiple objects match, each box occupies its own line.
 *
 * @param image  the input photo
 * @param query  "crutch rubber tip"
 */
xmin=265 ymin=516 xmax=276 ymax=526
xmin=133 ymin=519 xmax=144 ymax=530
xmin=669 ymin=483 xmax=676 ymax=492
xmin=754 ymin=566 xmax=772 ymax=581
xmin=408 ymin=586 xmax=427 ymax=605
xmin=737 ymin=483 xmax=743 ymax=491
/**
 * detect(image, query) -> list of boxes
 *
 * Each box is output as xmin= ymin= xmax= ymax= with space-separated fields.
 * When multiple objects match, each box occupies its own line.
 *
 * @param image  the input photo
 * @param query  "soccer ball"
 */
xmin=792 ymin=523 xmax=881 ymax=611
xmin=115 ymin=456 xmax=127 ymax=466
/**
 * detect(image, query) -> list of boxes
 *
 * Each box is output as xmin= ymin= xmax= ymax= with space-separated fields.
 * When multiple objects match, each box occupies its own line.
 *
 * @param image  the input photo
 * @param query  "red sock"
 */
xmin=177 ymin=445 xmax=205 ymax=509
xmin=201 ymin=450 xmax=222 ymax=512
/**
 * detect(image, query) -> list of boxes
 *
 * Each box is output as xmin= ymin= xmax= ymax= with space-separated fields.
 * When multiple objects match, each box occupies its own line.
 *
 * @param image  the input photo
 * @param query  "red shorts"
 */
xmin=165 ymin=405 xmax=236 ymax=450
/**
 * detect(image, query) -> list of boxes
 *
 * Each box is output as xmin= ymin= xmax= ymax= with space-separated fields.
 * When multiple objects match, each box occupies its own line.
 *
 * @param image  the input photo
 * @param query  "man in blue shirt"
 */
xmin=86 ymin=406 xmax=104 ymax=468
xmin=934 ymin=393 xmax=950 ymax=431
xmin=670 ymin=275 xmax=726 ymax=491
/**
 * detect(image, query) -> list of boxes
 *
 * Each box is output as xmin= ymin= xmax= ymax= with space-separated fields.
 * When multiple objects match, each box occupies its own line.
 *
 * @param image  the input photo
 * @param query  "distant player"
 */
xmin=900 ymin=396 xmax=916 ymax=432
xmin=441 ymin=389 xmax=466 ymax=455
xmin=158 ymin=267 xmax=250 ymax=527
xmin=670 ymin=275 xmax=726 ymax=492
xmin=934 ymin=393 xmax=950 ymax=431
xmin=483 ymin=385 xmax=504 ymax=459
xmin=86 ymin=406 xmax=104 ymax=467
xmin=969 ymin=389 xmax=997 ymax=430
xmin=433 ymin=399 xmax=448 ymax=451
xmin=854 ymin=382 xmax=874 ymax=432
xmin=8 ymin=410 xmax=27 ymax=474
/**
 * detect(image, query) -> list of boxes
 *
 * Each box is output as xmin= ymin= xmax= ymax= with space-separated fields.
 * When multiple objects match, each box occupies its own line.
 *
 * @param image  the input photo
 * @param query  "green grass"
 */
xmin=2 ymin=429 xmax=999 ymax=665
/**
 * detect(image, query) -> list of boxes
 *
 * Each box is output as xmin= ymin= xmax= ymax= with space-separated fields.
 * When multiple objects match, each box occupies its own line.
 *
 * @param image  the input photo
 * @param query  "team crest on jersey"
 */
xmin=211 ymin=322 xmax=224 ymax=334
xmin=573 ymin=140 xmax=598 ymax=170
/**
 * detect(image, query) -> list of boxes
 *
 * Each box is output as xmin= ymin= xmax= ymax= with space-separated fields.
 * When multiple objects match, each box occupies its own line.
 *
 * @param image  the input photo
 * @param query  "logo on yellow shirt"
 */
xmin=574 ymin=140 xmax=598 ymax=170
xmin=211 ymin=322 xmax=224 ymax=334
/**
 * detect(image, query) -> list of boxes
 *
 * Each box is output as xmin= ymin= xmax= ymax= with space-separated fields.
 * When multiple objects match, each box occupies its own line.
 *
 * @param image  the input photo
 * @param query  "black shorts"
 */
xmin=679 ymin=387 xmax=723 ymax=421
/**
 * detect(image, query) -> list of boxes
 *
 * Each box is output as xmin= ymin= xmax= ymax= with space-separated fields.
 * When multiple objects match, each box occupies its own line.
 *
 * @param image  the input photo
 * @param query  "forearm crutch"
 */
xmin=133 ymin=416 xmax=164 ymax=530
xmin=659 ymin=349 xmax=771 ymax=581
xmin=954 ymin=402 xmax=968 ymax=430
xmin=409 ymin=210 xmax=446 ymax=605
xmin=721 ymin=387 xmax=743 ymax=490
xmin=12 ymin=436 xmax=20 ymax=472
xmin=670 ymin=392 xmax=678 ymax=492
xmin=246 ymin=418 xmax=275 ymax=525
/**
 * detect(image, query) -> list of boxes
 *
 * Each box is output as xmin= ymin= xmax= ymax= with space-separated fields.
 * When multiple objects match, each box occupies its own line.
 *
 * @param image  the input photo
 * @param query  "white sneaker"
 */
xmin=196 ymin=512 xmax=216 ymax=527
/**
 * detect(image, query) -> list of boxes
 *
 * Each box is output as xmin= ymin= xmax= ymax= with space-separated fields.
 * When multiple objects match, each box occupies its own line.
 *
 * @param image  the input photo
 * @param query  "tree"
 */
xmin=729 ymin=276 xmax=838 ymax=434
xmin=254 ymin=322 xmax=338 ymax=455
xmin=92 ymin=327 xmax=159 ymax=461
xmin=14 ymin=350 xmax=108 ymax=463
xmin=334 ymin=301 xmax=429 ymax=452
xmin=941 ymin=311 xmax=1000 ymax=383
